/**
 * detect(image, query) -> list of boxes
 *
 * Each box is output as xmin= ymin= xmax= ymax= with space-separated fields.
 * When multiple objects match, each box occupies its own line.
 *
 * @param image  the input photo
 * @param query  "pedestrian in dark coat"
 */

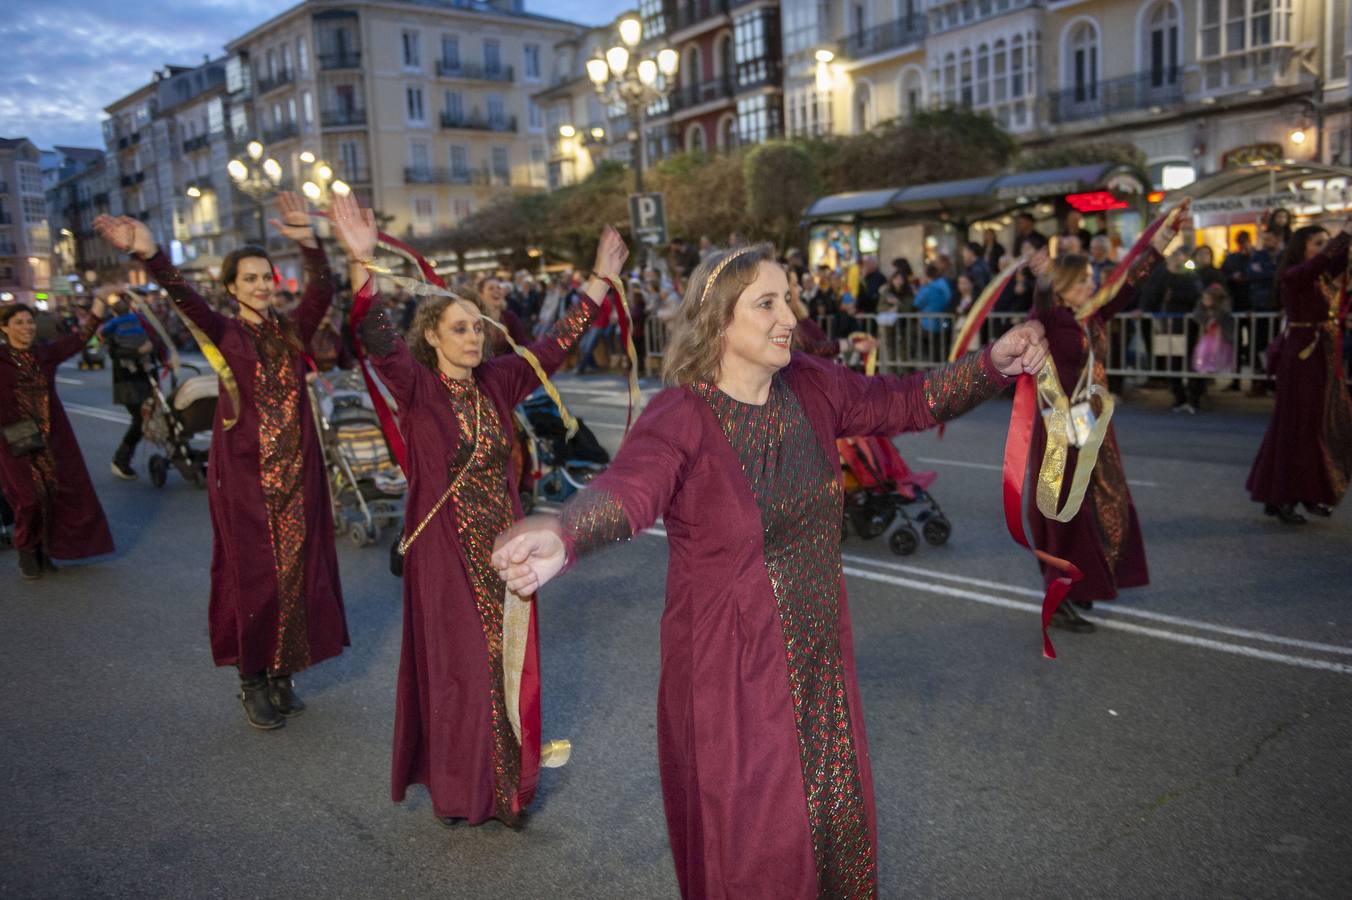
xmin=101 ymin=305 xmax=163 ymax=479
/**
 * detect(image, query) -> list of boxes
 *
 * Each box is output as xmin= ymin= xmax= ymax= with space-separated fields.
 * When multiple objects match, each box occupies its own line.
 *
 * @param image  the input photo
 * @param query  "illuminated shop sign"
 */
xmin=1064 ymin=191 xmax=1129 ymax=212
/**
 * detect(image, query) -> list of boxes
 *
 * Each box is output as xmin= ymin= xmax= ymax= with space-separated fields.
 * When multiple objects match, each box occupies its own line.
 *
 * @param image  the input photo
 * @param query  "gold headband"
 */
xmin=698 ymin=246 xmax=758 ymax=307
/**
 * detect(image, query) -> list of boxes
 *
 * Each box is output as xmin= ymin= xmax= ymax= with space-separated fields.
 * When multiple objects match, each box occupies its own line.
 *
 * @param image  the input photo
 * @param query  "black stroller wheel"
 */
xmin=148 ymin=454 xmax=168 ymax=488
xmin=889 ymin=526 xmax=919 ymax=556
xmin=922 ymin=516 xmax=951 ymax=546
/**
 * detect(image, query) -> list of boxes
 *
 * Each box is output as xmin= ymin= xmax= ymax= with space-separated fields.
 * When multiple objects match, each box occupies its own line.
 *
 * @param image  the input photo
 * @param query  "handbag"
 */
xmin=390 ymin=391 xmax=481 ymax=577
xmin=3 ymin=418 xmax=45 ymax=456
xmin=1041 ymin=325 xmax=1097 ymax=449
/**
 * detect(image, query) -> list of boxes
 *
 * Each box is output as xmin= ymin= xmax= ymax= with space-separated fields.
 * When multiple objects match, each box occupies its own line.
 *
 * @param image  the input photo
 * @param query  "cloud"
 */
xmin=0 ymin=0 xmax=629 ymax=150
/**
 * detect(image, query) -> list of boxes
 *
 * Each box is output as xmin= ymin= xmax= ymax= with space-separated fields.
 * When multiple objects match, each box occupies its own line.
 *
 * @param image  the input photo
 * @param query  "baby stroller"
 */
xmin=516 ymin=388 xmax=609 ymax=508
xmin=308 ymin=369 xmax=406 ymax=547
xmin=142 ymin=363 xmax=216 ymax=488
xmin=838 ymin=435 xmax=951 ymax=556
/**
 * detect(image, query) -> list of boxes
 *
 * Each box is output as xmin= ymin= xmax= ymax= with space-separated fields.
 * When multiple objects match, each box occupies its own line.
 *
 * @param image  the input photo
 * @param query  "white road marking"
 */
xmin=839 ymin=552 xmax=1352 ymax=658
xmin=638 ymin=523 xmax=1349 ymax=674
xmin=64 ymin=402 xmax=130 ymax=424
xmin=588 ymin=422 xmax=627 ymax=431
xmin=912 ymin=456 xmax=1160 ymax=488
xmin=55 ymin=376 xmax=83 ymax=385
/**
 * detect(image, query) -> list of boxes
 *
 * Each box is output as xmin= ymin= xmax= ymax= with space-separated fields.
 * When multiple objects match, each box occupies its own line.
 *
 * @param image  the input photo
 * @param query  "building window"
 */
xmin=1146 ymin=2 xmax=1181 ymax=85
xmin=413 ymin=196 xmax=434 ymax=236
xmin=287 ymin=97 xmax=298 ymax=124
xmin=445 ymin=91 xmax=464 ymax=120
xmin=686 ymin=123 xmax=706 ymax=152
xmin=491 ymin=146 xmax=510 ymax=184
xmin=942 ymin=53 xmax=956 ymax=105
xmin=530 ymin=143 xmax=546 ymax=185
xmin=282 ymin=44 xmax=293 ymax=76
xmin=1010 ymin=37 xmax=1024 ymax=98
xmin=640 ymin=0 xmax=665 ymax=40
xmin=442 ymin=35 xmax=460 ymax=69
xmin=273 ymin=102 xmax=283 ymax=125
xmin=339 ymin=141 xmax=361 ymax=178
xmin=960 ymin=48 xmax=973 ymax=106
xmin=453 ymin=198 xmax=472 ymax=221
xmin=406 ymin=86 xmax=426 ymax=124
xmin=1066 ymin=21 xmax=1099 ymax=101
xmin=524 ymin=43 xmax=541 ymax=81
xmin=853 ymin=83 xmax=872 ymax=131
xmin=403 ymin=30 xmax=421 ymax=69
xmin=976 ymin=44 xmax=990 ymax=105
xmin=484 ymin=39 xmax=502 ymax=76
xmin=297 ymin=37 xmax=309 ymax=75
xmin=18 ymin=164 xmax=43 ymax=195
xmin=733 ymin=10 xmax=777 ymax=88
xmin=487 ymin=93 xmax=506 ymax=129
xmin=302 ymin=91 xmax=314 ymax=124
xmin=735 ymin=93 xmax=780 ymax=144
xmin=528 ymin=99 xmax=543 ymax=131
xmin=24 ymin=197 xmax=46 ymax=221
xmin=450 ymin=145 xmax=469 ymax=177
xmin=410 ymin=140 xmax=430 ymax=172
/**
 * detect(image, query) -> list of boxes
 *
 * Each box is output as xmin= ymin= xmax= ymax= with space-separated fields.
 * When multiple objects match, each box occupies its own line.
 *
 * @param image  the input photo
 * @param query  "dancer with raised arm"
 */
xmin=94 ymin=194 xmax=348 ymax=731
xmin=492 ymin=244 xmax=1048 ymax=898
xmin=328 ymin=194 xmax=624 ymax=828
xmin=1 ymin=298 xmax=113 ymax=579
xmin=1247 ymin=218 xmax=1352 ymax=523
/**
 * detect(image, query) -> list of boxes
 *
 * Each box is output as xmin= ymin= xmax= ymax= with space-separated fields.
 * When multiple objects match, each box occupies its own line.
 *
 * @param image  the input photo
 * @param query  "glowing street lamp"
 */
xmin=587 ymin=17 xmax=679 ymax=193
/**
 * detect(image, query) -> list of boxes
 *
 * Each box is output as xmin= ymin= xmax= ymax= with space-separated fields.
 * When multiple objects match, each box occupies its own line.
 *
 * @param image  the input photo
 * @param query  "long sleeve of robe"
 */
xmin=553 ymin=349 xmax=1011 ymax=900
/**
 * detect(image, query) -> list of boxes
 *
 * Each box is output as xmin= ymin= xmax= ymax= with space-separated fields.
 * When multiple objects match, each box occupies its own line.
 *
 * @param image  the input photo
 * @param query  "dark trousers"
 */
xmin=115 ymin=403 xmax=143 ymax=464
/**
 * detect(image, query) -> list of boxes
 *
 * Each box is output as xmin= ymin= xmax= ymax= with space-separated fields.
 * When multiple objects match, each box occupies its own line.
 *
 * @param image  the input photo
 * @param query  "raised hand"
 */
xmin=1153 ymin=198 xmax=1191 ymax=254
xmin=329 ymin=193 xmax=378 ymax=262
xmin=270 ymin=191 xmax=318 ymax=248
xmin=93 ymin=214 xmax=157 ymax=259
xmin=592 ymin=225 xmax=630 ymax=281
xmin=491 ymin=517 xmax=567 ymax=596
xmin=989 ymin=319 xmax=1049 ymax=376
xmin=1029 ymin=249 xmax=1051 ymax=279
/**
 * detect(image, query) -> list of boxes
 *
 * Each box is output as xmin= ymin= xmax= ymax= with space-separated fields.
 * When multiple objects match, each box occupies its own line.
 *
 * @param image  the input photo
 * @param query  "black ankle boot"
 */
xmin=1051 ymin=600 xmax=1096 ymax=634
xmin=1303 ymin=503 xmax=1333 ymax=518
xmin=37 ymin=546 xmax=57 ymax=572
xmin=18 ymin=549 xmax=41 ymax=580
xmin=1264 ymin=503 xmax=1307 ymax=525
xmin=239 ymin=674 xmax=285 ymax=730
xmin=267 ymin=672 xmax=305 ymax=717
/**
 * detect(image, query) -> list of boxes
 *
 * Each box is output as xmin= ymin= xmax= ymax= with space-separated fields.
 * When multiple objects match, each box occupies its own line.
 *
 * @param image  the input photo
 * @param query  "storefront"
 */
xmin=1168 ymin=162 xmax=1352 ymax=257
xmin=801 ymin=163 xmax=1150 ymax=272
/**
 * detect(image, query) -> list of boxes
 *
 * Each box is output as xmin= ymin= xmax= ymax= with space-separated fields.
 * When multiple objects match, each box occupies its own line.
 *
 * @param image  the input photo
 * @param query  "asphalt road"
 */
xmin=2 ymin=359 xmax=1350 ymax=900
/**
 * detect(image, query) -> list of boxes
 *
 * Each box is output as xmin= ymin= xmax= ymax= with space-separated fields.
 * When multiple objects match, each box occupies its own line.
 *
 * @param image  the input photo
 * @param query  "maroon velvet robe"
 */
xmin=1247 ymin=231 xmax=1352 ymax=507
xmin=1027 ymin=251 xmax=1158 ymax=603
xmin=357 ymin=283 xmax=597 ymax=824
xmin=0 ymin=316 xmax=114 ymax=559
xmin=557 ymin=350 xmax=1011 ymax=899
xmin=145 ymin=248 xmax=348 ymax=674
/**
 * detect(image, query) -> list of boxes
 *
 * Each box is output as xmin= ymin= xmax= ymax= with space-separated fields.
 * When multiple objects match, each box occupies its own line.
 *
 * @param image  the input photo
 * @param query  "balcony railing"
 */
xmin=321 ymin=107 xmax=367 ymax=128
xmin=670 ymin=77 xmax=734 ymax=112
xmin=261 ymin=121 xmax=300 ymax=143
xmin=182 ymin=134 xmax=211 ymax=154
xmin=440 ymin=112 xmax=518 ymax=133
xmin=256 ymin=69 xmax=295 ymax=95
xmin=1047 ymin=70 xmax=1184 ymax=124
xmin=671 ymin=0 xmax=729 ymax=32
xmin=734 ymin=60 xmax=784 ymax=94
xmin=436 ymin=61 xmax=515 ymax=82
xmin=319 ymin=50 xmax=362 ymax=70
xmin=839 ymin=15 xmax=927 ymax=60
xmin=404 ymin=167 xmax=485 ymax=185
xmin=119 ymin=171 xmax=146 ymax=187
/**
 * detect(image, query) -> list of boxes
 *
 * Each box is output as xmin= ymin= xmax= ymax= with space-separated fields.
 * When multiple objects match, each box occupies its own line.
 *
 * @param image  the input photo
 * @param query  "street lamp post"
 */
xmin=227 ymin=140 xmax=283 ymax=243
xmin=586 ymin=16 xmax=679 ymax=194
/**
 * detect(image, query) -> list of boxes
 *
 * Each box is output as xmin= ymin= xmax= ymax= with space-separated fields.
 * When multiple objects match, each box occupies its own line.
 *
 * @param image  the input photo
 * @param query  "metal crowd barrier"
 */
xmin=646 ymin=311 xmax=1352 ymax=386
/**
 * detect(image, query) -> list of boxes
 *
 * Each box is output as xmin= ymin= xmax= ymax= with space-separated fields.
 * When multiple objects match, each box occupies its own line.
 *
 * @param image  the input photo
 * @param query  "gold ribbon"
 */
xmin=848 ymin=331 xmax=877 ymax=375
xmin=358 ymin=257 xmax=580 ymax=439
xmin=1032 ymin=357 xmax=1114 ymax=522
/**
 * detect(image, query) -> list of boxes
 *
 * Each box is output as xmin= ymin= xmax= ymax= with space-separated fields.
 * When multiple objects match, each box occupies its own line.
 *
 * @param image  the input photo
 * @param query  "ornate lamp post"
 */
xmin=586 ymin=16 xmax=679 ymax=194
xmin=297 ymin=149 xmax=352 ymax=208
xmin=227 ymin=139 xmax=282 ymax=242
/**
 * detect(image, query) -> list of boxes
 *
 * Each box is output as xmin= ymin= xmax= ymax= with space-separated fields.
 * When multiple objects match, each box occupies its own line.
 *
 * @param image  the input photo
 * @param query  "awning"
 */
xmin=803 ymin=163 xmax=1147 ymax=225
xmin=1165 ymin=162 xmax=1352 ymax=218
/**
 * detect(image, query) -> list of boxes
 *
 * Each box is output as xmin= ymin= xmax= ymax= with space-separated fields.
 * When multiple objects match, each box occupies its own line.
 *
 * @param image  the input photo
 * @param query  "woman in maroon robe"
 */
xmin=1 ymin=300 xmax=114 ymax=578
xmin=95 ymin=196 xmax=348 ymax=730
xmin=1024 ymin=227 xmax=1174 ymax=629
xmin=1246 ymin=222 xmax=1352 ymax=523
xmin=493 ymin=244 xmax=1048 ymax=898
xmin=327 ymin=197 xmax=623 ymax=827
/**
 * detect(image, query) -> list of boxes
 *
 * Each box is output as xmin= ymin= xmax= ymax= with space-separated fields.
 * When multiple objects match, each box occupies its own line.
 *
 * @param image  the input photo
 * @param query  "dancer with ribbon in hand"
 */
xmin=328 ymin=194 xmax=624 ymax=829
xmin=491 ymin=242 xmax=1047 ymax=899
xmin=1025 ymin=205 xmax=1188 ymax=632
xmin=1 ymin=298 xmax=113 ymax=580
xmin=94 ymin=194 xmax=349 ymax=731
xmin=1246 ymin=217 xmax=1352 ymax=524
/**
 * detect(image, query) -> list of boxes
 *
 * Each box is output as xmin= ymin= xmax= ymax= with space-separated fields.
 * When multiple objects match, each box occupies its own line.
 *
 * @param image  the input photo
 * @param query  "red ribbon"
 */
xmin=1003 ymin=373 xmax=1081 ymax=659
xmin=349 ymin=279 xmax=408 ymax=472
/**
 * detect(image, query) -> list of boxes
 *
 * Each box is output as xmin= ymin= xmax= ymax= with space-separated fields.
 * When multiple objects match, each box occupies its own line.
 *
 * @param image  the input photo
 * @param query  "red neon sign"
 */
xmin=1065 ymin=191 xmax=1129 ymax=212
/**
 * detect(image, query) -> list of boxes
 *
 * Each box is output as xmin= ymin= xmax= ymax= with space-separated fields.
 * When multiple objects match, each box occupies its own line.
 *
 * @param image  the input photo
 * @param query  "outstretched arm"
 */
xmin=1097 ymin=202 xmax=1190 ymax=322
xmin=830 ymin=321 xmax=1045 ymax=437
xmin=267 ymin=191 xmax=334 ymax=343
xmin=43 ymin=298 xmax=107 ymax=366
xmin=95 ymin=214 xmax=227 ymax=345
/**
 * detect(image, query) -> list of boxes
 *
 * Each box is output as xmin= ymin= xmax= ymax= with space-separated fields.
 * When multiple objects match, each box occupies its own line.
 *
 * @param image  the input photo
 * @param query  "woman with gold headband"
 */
xmin=95 ymin=195 xmax=349 ymax=731
xmin=492 ymin=244 xmax=1049 ymax=898
xmin=327 ymin=195 xmax=624 ymax=829
xmin=1026 ymin=211 xmax=1186 ymax=632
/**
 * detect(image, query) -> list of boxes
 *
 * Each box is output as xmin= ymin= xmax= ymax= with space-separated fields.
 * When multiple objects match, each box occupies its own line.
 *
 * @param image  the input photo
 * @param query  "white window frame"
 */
xmin=402 ymin=30 xmax=422 ymax=70
xmin=406 ymin=85 xmax=426 ymax=125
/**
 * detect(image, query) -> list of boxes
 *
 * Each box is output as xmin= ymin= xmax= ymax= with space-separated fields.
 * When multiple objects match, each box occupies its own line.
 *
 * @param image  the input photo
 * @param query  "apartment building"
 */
xmin=533 ymin=16 xmax=636 ymax=189
xmin=225 ymin=0 xmax=582 ymax=263
xmin=45 ymin=147 xmax=121 ymax=288
xmin=0 ymin=137 xmax=52 ymax=303
xmin=104 ymin=58 xmax=239 ymax=279
xmin=789 ymin=0 xmax=1351 ymax=190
